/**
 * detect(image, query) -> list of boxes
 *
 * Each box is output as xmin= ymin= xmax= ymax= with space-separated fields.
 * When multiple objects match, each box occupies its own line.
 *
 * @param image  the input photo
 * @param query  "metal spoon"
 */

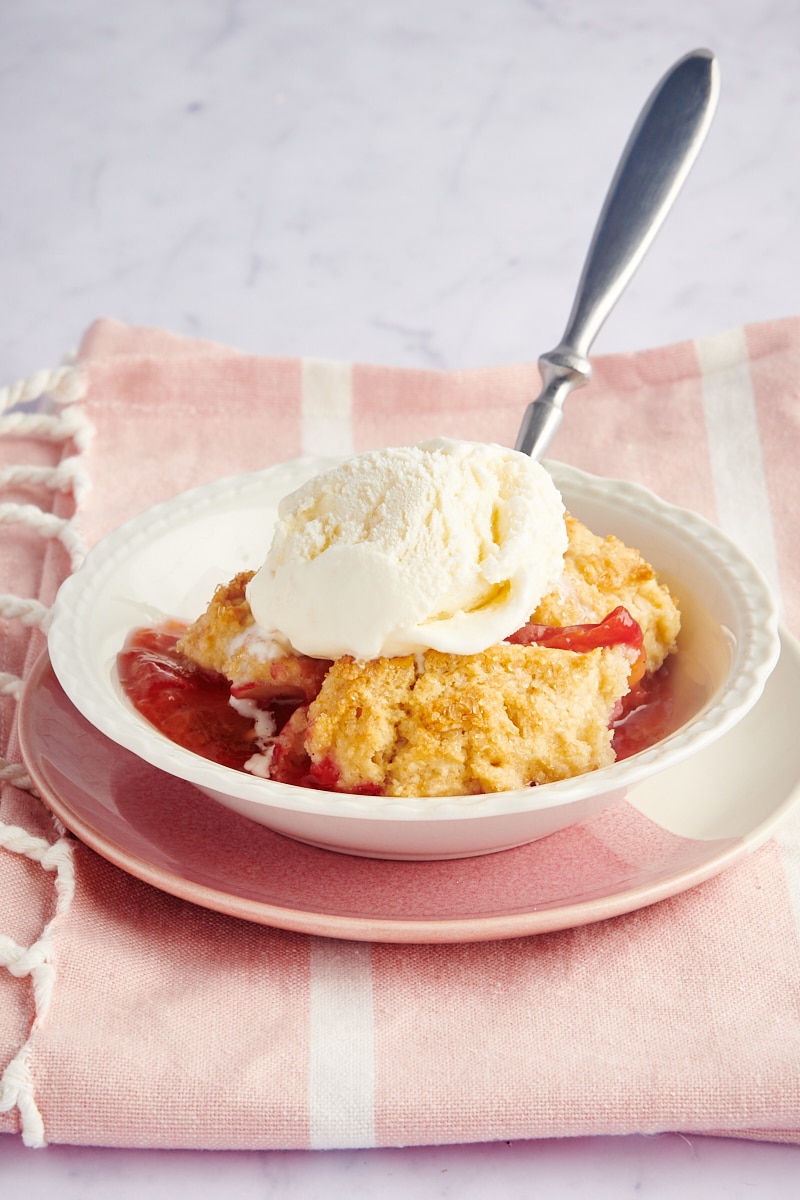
xmin=515 ymin=48 xmax=720 ymax=460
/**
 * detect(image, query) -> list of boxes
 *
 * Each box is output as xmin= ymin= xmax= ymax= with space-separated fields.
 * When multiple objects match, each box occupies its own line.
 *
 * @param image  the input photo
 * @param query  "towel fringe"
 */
xmin=0 ymin=358 xmax=90 ymax=1148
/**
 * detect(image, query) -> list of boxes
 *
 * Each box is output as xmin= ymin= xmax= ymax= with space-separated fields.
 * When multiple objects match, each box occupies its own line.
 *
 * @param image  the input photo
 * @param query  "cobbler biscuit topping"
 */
xmin=120 ymin=523 xmax=679 ymax=798
xmin=119 ymin=442 xmax=681 ymax=798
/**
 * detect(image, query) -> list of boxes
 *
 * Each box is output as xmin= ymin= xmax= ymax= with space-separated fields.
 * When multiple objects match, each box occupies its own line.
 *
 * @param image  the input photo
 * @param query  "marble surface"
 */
xmin=2 ymin=1133 xmax=800 ymax=1199
xmin=2 ymin=0 xmax=800 ymax=1193
xmin=1 ymin=0 xmax=799 ymax=384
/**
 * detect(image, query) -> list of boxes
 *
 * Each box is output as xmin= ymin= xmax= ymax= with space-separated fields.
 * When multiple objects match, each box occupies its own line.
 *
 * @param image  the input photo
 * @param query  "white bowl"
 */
xmin=47 ymin=459 xmax=781 ymax=860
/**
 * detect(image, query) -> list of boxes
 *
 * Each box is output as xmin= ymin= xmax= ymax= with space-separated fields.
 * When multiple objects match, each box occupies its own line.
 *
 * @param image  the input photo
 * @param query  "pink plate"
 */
xmin=18 ymin=640 xmax=800 ymax=943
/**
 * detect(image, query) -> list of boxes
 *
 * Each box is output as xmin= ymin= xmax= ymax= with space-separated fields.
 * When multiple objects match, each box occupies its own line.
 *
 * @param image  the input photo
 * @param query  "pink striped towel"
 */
xmin=2 ymin=316 xmax=800 ymax=1149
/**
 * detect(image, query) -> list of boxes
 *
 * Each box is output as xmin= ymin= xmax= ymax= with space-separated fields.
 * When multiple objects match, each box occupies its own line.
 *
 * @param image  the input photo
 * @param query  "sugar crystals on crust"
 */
xmin=304 ymin=641 xmax=638 ymax=797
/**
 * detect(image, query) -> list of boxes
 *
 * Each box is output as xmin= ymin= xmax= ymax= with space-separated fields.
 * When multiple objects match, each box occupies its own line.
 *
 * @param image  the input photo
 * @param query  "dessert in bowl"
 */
xmin=47 ymin=444 xmax=780 ymax=860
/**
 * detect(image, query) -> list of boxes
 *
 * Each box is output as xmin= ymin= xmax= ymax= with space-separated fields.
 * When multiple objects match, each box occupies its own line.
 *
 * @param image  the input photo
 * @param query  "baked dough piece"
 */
xmin=304 ymin=641 xmax=637 ymax=797
xmin=532 ymin=515 xmax=679 ymax=673
xmin=177 ymin=571 xmax=330 ymax=702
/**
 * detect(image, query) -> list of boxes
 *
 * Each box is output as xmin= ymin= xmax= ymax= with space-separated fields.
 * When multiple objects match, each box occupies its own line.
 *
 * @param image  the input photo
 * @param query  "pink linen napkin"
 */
xmin=2 ymin=316 xmax=800 ymax=1150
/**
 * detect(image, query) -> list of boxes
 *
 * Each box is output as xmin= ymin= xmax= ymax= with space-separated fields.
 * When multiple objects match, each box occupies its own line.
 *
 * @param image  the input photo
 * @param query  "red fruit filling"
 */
xmin=117 ymin=626 xmax=257 ymax=770
xmin=118 ymin=607 xmax=671 ymax=788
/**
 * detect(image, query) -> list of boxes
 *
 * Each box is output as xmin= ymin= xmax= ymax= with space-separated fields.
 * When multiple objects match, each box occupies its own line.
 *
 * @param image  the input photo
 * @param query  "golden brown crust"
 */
xmin=177 ymin=571 xmax=330 ymax=700
xmin=532 ymin=515 xmax=680 ymax=673
xmin=177 ymin=571 xmax=256 ymax=684
xmin=305 ymin=642 xmax=635 ymax=797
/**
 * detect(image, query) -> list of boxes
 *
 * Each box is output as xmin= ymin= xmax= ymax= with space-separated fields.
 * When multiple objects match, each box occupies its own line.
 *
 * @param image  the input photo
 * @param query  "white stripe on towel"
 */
xmin=774 ymin=810 xmax=800 ymax=936
xmin=696 ymin=329 xmax=800 ymax=939
xmin=300 ymin=364 xmax=373 ymax=1148
xmin=301 ymin=358 xmax=354 ymax=458
xmin=308 ymin=937 xmax=376 ymax=1149
xmin=695 ymin=326 xmax=780 ymax=597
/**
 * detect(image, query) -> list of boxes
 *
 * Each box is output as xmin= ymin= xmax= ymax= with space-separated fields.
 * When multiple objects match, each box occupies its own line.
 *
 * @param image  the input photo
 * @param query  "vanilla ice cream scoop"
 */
xmin=246 ymin=438 xmax=567 ymax=661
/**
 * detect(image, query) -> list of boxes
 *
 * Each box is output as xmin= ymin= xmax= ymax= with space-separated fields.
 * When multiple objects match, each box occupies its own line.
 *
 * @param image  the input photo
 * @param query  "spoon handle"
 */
xmin=515 ymin=48 xmax=720 ymax=459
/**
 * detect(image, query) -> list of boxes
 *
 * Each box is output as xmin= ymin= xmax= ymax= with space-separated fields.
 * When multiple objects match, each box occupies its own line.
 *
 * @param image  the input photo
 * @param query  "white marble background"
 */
xmin=2 ymin=0 xmax=798 ymax=384
xmin=2 ymin=0 xmax=799 ymax=1195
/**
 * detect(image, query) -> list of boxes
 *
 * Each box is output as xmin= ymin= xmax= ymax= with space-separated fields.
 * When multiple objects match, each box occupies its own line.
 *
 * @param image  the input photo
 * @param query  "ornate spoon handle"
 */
xmin=515 ymin=48 xmax=720 ymax=459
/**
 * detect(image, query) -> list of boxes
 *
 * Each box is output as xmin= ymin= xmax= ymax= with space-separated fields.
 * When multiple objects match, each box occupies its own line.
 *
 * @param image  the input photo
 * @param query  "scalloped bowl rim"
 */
xmin=47 ymin=458 xmax=781 ymax=826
